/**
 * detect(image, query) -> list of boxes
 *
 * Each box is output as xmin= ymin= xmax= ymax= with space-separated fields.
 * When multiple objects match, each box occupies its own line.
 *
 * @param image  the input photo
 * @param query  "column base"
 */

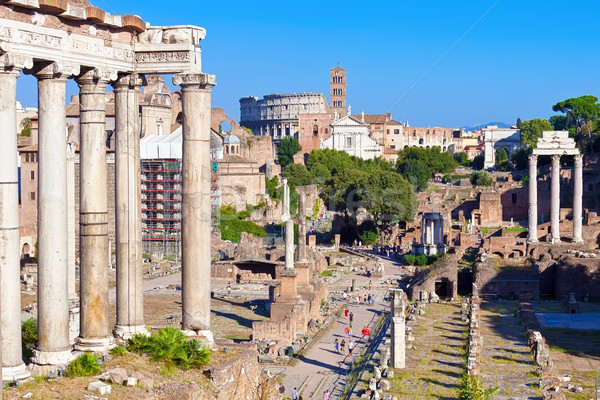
xmin=2 ymin=363 xmax=31 ymax=381
xmin=572 ymin=238 xmax=584 ymax=244
xmin=30 ymin=349 xmax=74 ymax=376
xmin=181 ymin=329 xmax=215 ymax=348
xmin=74 ymin=336 xmax=115 ymax=353
xmin=527 ymin=238 xmax=538 ymax=244
xmin=550 ymin=237 xmax=561 ymax=244
xmin=113 ymin=324 xmax=149 ymax=340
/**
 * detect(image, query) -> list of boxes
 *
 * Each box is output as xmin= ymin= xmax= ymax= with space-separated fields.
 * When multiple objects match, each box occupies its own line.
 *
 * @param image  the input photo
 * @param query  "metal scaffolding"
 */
xmin=141 ymin=159 xmax=220 ymax=258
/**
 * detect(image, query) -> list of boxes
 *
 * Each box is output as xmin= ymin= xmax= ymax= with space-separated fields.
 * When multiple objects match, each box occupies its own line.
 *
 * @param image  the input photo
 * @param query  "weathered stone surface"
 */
xmin=87 ymin=381 xmax=112 ymax=395
xmin=107 ymin=367 xmax=128 ymax=385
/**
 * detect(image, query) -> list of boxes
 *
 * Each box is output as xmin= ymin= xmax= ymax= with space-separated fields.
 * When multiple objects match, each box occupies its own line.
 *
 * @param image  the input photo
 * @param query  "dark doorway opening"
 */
xmin=435 ymin=278 xmax=450 ymax=298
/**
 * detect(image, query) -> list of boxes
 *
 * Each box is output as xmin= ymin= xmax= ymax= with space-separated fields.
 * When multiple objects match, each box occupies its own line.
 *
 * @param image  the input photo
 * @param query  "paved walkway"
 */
xmin=281 ymin=254 xmax=404 ymax=400
xmin=479 ymin=301 xmax=540 ymax=400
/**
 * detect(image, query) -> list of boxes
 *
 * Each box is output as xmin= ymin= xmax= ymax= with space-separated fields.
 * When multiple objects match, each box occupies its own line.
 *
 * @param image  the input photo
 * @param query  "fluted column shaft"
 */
xmin=75 ymin=69 xmax=114 ymax=351
xmin=0 ymin=67 xmax=29 ymax=380
xmin=297 ymin=194 xmax=307 ymax=262
xmin=551 ymin=155 xmax=561 ymax=244
xmin=573 ymin=154 xmax=583 ymax=243
xmin=174 ymin=73 xmax=216 ymax=333
xmin=33 ymin=64 xmax=73 ymax=367
xmin=113 ymin=74 xmax=147 ymax=338
xmin=528 ymin=154 xmax=538 ymax=243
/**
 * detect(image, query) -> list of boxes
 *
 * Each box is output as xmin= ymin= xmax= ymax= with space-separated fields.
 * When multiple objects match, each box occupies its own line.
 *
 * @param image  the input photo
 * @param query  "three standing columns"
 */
xmin=173 ymin=73 xmax=216 ymax=338
xmin=527 ymin=153 xmax=584 ymax=244
xmin=0 ymin=58 xmax=31 ymax=380
xmin=32 ymin=62 xmax=76 ymax=369
xmin=75 ymin=68 xmax=116 ymax=352
xmin=113 ymin=74 xmax=148 ymax=339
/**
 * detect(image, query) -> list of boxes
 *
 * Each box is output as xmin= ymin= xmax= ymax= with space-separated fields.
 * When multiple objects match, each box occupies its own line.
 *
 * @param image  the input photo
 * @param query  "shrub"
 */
xmin=403 ymin=254 xmax=416 ymax=265
xmin=110 ymin=345 xmax=127 ymax=356
xmin=470 ymin=171 xmax=493 ymax=186
xmin=358 ymin=229 xmax=378 ymax=246
xmin=66 ymin=353 xmax=101 ymax=377
xmin=321 ymin=269 xmax=333 ymax=277
xmin=128 ymin=327 xmax=210 ymax=371
xmin=22 ymin=318 xmax=37 ymax=360
xmin=127 ymin=332 xmax=151 ymax=354
xmin=458 ymin=373 xmax=499 ymax=400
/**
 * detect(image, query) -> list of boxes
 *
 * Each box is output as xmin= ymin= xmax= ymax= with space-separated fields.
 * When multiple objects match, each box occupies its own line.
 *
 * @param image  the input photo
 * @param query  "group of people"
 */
xmin=279 ymin=384 xmax=330 ymax=400
xmin=372 ymin=244 xmax=405 ymax=258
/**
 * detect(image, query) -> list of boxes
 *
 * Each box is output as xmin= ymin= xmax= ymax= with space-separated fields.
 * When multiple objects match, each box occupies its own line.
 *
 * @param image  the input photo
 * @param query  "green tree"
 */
xmin=396 ymin=146 xmax=457 ymax=191
xmin=511 ymin=147 xmax=532 ymax=170
xmin=495 ymin=148 xmax=509 ymax=171
xmin=282 ymin=163 xmax=313 ymax=187
xmin=277 ymin=137 xmax=302 ymax=168
xmin=19 ymin=118 xmax=31 ymax=137
xmin=398 ymin=158 xmax=431 ymax=191
xmin=471 ymin=154 xmax=484 ymax=170
xmin=520 ymin=118 xmax=554 ymax=148
xmin=470 ymin=170 xmax=493 ymax=186
xmin=552 ymin=95 xmax=600 ymax=139
xmin=549 ymin=115 xmax=567 ymax=131
xmin=453 ymin=151 xmax=470 ymax=166
xmin=516 ymin=117 xmax=523 ymax=129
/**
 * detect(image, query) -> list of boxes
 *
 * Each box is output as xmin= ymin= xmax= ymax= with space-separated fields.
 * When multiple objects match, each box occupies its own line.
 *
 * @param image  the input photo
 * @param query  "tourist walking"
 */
xmin=291 ymin=387 xmax=299 ymax=400
xmin=349 ymin=311 xmax=354 ymax=324
xmin=323 ymin=389 xmax=330 ymax=400
xmin=334 ymin=338 xmax=339 ymax=353
xmin=340 ymin=339 xmax=346 ymax=354
xmin=348 ymin=339 xmax=354 ymax=355
xmin=348 ymin=325 xmax=353 ymax=337
xmin=279 ymin=383 xmax=285 ymax=399
xmin=344 ymin=307 xmax=349 ymax=318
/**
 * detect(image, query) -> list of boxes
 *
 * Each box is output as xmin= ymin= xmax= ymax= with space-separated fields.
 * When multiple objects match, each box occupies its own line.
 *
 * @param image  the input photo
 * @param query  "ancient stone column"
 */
xmin=297 ymin=193 xmax=308 ymax=262
xmin=572 ymin=154 xmax=583 ymax=243
xmin=173 ymin=73 xmax=216 ymax=339
xmin=550 ymin=154 xmax=561 ymax=244
xmin=0 ymin=57 xmax=31 ymax=381
xmin=75 ymin=68 xmax=116 ymax=352
xmin=66 ymin=141 xmax=79 ymax=343
xmin=32 ymin=62 xmax=77 ymax=370
xmin=527 ymin=154 xmax=538 ymax=243
xmin=391 ymin=289 xmax=406 ymax=368
xmin=113 ymin=74 xmax=148 ymax=339
xmin=282 ymin=178 xmax=294 ymax=270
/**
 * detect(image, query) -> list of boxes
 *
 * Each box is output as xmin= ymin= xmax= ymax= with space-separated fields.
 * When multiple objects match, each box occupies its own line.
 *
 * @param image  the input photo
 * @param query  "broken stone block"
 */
xmin=107 ymin=368 xmax=128 ymax=385
xmin=138 ymin=378 xmax=154 ymax=389
xmin=374 ymin=366 xmax=381 ymax=380
xmin=386 ymin=369 xmax=394 ymax=379
xmin=380 ymin=378 xmax=390 ymax=391
xmin=87 ymin=381 xmax=112 ymax=395
xmin=369 ymin=378 xmax=377 ymax=390
xmin=22 ymin=393 xmax=32 ymax=399
xmin=573 ymin=386 xmax=582 ymax=393
xmin=126 ymin=377 xmax=137 ymax=387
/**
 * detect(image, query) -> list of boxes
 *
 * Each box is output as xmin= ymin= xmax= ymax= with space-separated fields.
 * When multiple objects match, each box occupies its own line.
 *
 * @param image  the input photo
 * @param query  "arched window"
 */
xmin=313 ymin=125 xmax=319 ymax=136
xmin=419 ymin=138 xmax=424 ymax=145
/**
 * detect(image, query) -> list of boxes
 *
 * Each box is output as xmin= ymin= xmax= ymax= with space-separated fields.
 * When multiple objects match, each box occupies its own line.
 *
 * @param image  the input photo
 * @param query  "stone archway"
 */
xmin=21 ymin=243 xmax=30 ymax=257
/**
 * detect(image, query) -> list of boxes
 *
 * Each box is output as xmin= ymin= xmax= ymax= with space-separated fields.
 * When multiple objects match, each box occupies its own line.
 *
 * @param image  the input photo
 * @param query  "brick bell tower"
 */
xmin=330 ymin=66 xmax=346 ymax=118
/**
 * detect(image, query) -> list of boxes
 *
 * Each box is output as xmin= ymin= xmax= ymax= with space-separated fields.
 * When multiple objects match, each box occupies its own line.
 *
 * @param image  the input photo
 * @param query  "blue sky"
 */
xmin=16 ymin=0 xmax=600 ymax=128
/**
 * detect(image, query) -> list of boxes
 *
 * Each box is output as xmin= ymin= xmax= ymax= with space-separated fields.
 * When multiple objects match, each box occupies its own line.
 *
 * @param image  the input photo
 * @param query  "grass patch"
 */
xmin=565 ymin=394 xmax=588 ymax=400
xmin=479 ymin=227 xmax=500 ymax=235
xmin=504 ymin=227 xmax=527 ymax=233
xmin=222 ymin=333 xmax=251 ymax=341
xmin=320 ymin=269 xmax=333 ymax=277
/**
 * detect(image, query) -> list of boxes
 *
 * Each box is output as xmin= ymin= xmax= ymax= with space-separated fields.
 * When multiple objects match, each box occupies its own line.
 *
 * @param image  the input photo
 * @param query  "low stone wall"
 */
xmin=252 ymin=314 xmax=297 ymax=344
xmin=465 ymin=296 xmax=481 ymax=376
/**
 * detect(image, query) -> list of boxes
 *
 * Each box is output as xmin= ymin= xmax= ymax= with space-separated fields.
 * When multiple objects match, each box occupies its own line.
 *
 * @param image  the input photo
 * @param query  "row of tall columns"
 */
xmin=527 ymin=153 xmax=583 ymax=244
xmin=0 ymin=62 xmax=30 ymax=381
xmin=174 ymin=73 xmax=216 ymax=337
xmin=0 ymin=66 xmax=216 ymax=373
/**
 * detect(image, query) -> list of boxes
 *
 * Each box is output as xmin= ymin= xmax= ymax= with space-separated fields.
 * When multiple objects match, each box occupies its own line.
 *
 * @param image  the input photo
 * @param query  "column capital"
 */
xmin=574 ymin=153 xmax=583 ymax=167
xmin=33 ymin=61 xmax=80 ymax=80
xmin=112 ymin=73 xmax=144 ymax=90
xmin=527 ymin=153 xmax=538 ymax=165
xmin=76 ymin=67 xmax=118 ymax=87
xmin=552 ymin=154 xmax=561 ymax=165
xmin=0 ymin=53 xmax=33 ymax=73
xmin=173 ymin=72 xmax=216 ymax=88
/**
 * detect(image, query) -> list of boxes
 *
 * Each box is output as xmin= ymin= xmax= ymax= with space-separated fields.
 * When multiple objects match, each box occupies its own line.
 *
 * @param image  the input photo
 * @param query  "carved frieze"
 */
xmin=172 ymin=73 xmax=216 ymax=87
